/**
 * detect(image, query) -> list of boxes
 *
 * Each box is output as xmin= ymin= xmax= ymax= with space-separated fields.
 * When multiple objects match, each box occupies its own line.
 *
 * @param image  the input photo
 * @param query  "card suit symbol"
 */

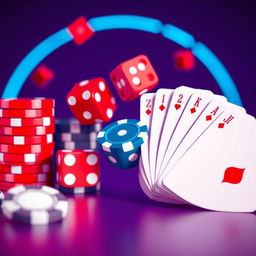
xmin=222 ymin=167 xmax=246 ymax=184
xmin=146 ymin=109 xmax=151 ymax=115
xmin=190 ymin=107 xmax=196 ymax=114
xmin=206 ymin=115 xmax=212 ymax=121
xmin=218 ymin=123 xmax=225 ymax=128
xmin=175 ymin=104 xmax=181 ymax=110
xmin=159 ymin=104 xmax=165 ymax=111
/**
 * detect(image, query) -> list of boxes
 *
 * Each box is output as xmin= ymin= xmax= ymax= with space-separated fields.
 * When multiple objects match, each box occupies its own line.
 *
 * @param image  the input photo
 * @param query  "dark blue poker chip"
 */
xmin=97 ymin=119 xmax=147 ymax=153
xmin=55 ymin=119 xmax=101 ymax=133
xmin=55 ymin=140 xmax=99 ymax=150
xmin=54 ymin=131 xmax=97 ymax=142
xmin=2 ymin=185 xmax=68 ymax=225
xmin=57 ymin=184 xmax=99 ymax=194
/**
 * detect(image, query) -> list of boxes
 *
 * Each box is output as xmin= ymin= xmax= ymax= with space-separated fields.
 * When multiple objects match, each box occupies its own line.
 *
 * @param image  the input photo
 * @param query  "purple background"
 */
xmin=1 ymin=0 xmax=256 ymax=255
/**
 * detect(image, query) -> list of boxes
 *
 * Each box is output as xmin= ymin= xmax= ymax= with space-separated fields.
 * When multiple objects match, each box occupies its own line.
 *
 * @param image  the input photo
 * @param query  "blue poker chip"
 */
xmin=54 ymin=131 xmax=97 ymax=142
xmin=55 ymin=140 xmax=99 ymax=150
xmin=57 ymin=184 xmax=99 ymax=194
xmin=55 ymin=119 xmax=102 ymax=133
xmin=97 ymin=119 xmax=147 ymax=153
xmin=0 ymin=190 xmax=4 ymax=206
xmin=2 ymin=185 xmax=68 ymax=225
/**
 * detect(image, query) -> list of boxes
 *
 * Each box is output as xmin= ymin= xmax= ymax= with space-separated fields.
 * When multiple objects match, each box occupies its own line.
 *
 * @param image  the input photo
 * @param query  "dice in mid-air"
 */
xmin=110 ymin=55 xmax=159 ymax=101
xmin=173 ymin=50 xmax=195 ymax=70
xmin=68 ymin=16 xmax=94 ymax=45
xmin=66 ymin=78 xmax=116 ymax=125
xmin=56 ymin=149 xmax=100 ymax=187
xmin=31 ymin=65 xmax=54 ymax=88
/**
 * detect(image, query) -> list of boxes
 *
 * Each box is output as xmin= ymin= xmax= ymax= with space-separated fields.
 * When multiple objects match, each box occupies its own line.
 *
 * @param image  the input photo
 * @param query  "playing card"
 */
xmin=157 ymin=98 xmax=246 ymax=200
xmin=162 ymin=110 xmax=256 ymax=212
xmin=140 ymin=93 xmax=155 ymax=188
xmin=155 ymin=86 xmax=195 ymax=185
xmin=152 ymin=88 xmax=216 ymax=201
xmin=158 ymin=89 xmax=215 ymax=179
xmin=148 ymin=89 xmax=173 ymax=185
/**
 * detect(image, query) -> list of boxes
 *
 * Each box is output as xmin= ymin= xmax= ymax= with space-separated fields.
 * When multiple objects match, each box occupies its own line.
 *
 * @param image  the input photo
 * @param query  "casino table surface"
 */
xmin=1 ymin=181 xmax=256 ymax=256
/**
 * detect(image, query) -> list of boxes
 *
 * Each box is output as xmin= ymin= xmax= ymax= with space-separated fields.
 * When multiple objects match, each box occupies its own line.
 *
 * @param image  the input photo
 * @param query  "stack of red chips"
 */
xmin=0 ymin=98 xmax=55 ymax=191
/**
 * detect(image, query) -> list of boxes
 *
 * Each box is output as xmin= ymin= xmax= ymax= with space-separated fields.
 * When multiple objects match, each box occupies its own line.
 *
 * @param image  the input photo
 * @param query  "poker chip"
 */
xmin=0 ymin=181 xmax=51 ymax=192
xmin=97 ymin=119 xmax=147 ymax=152
xmin=55 ymin=119 xmax=101 ymax=133
xmin=0 ymin=143 xmax=54 ymax=154
xmin=0 ymin=190 xmax=4 ymax=205
xmin=0 ymin=163 xmax=51 ymax=174
xmin=54 ymin=131 xmax=97 ymax=142
xmin=0 ymin=98 xmax=55 ymax=109
xmin=0 ymin=108 xmax=54 ymax=118
xmin=55 ymin=140 xmax=98 ymax=150
xmin=0 ymin=152 xmax=53 ymax=163
xmin=0 ymin=117 xmax=54 ymax=127
xmin=2 ymin=185 xmax=68 ymax=225
xmin=0 ymin=125 xmax=54 ymax=136
xmin=0 ymin=134 xmax=53 ymax=145
xmin=97 ymin=119 xmax=147 ymax=169
xmin=0 ymin=172 xmax=51 ymax=183
xmin=57 ymin=184 xmax=99 ymax=194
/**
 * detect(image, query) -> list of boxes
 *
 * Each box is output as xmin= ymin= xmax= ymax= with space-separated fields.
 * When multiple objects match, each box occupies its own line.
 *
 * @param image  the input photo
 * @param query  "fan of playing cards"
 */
xmin=139 ymin=86 xmax=256 ymax=213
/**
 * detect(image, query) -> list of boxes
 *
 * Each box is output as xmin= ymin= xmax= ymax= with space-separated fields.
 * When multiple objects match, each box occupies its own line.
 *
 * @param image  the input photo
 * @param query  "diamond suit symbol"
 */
xmin=218 ymin=123 xmax=225 ymax=128
xmin=159 ymin=104 xmax=165 ymax=111
xmin=190 ymin=107 xmax=196 ymax=114
xmin=146 ymin=109 xmax=151 ymax=115
xmin=222 ymin=167 xmax=246 ymax=184
xmin=206 ymin=115 xmax=212 ymax=121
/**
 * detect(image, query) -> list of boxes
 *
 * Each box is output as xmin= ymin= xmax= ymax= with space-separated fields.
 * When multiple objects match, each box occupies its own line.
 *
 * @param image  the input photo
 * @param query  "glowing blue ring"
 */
xmin=2 ymin=15 xmax=243 ymax=106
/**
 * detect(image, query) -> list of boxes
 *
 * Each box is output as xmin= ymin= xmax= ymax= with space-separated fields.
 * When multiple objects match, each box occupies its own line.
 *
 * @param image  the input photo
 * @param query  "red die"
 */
xmin=173 ymin=50 xmax=195 ymax=70
xmin=66 ymin=78 xmax=116 ymax=125
xmin=57 ymin=150 xmax=100 ymax=187
xmin=68 ymin=16 xmax=94 ymax=45
xmin=110 ymin=54 xmax=158 ymax=101
xmin=31 ymin=65 xmax=54 ymax=88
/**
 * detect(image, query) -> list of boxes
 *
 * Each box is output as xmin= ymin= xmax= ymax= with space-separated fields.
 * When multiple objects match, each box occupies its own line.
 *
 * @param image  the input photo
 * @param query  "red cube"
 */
xmin=66 ymin=78 xmax=116 ymax=125
xmin=110 ymin=55 xmax=159 ymax=101
xmin=173 ymin=50 xmax=195 ymax=70
xmin=68 ymin=16 xmax=94 ymax=45
xmin=31 ymin=65 xmax=54 ymax=88
xmin=56 ymin=149 xmax=100 ymax=187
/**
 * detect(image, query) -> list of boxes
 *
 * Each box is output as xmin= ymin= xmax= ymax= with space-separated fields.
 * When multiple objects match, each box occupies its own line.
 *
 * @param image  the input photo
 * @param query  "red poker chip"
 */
xmin=0 ymin=108 xmax=54 ymax=118
xmin=0 ymin=117 xmax=54 ymax=127
xmin=0 ymin=98 xmax=55 ymax=109
xmin=0 ymin=151 xmax=53 ymax=163
xmin=0 ymin=143 xmax=54 ymax=154
xmin=0 ymin=172 xmax=52 ymax=183
xmin=0 ymin=125 xmax=55 ymax=136
xmin=0 ymin=181 xmax=52 ymax=192
xmin=0 ymin=163 xmax=52 ymax=174
xmin=0 ymin=134 xmax=53 ymax=145
xmin=0 ymin=159 xmax=51 ymax=166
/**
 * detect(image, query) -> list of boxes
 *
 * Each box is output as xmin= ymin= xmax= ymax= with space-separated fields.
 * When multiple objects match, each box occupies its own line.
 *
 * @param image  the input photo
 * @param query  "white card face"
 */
xmin=158 ymin=89 xmax=215 ymax=178
xmin=138 ymin=157 xmax=184 ymax=204
xmin=149 ymin=89 xmax=173 ymax=184
xmin=140 ymin=93 xmax=155 ymax=188
xmin=163 ymin=110 xmax=256 ymax=212
xmin=155 ymin=86 xmax=195 ymax=181
xmin=161 ymin=100 xmax=246 ymax=177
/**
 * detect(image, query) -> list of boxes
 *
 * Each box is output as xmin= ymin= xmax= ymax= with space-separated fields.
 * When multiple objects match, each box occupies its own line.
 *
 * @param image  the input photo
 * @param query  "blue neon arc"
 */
xmin=1 ymin=15 xmax=243 ymax=106
xmin=2 ymin=29 xmax=72 ymax=98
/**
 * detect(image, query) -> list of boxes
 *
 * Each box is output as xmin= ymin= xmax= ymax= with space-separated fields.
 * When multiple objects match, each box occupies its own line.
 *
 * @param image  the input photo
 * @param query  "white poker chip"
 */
xmin=0 ymin=190 xmax=4 ymax=206
xmin=2 ymin=185 xmax=68 ymax=225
